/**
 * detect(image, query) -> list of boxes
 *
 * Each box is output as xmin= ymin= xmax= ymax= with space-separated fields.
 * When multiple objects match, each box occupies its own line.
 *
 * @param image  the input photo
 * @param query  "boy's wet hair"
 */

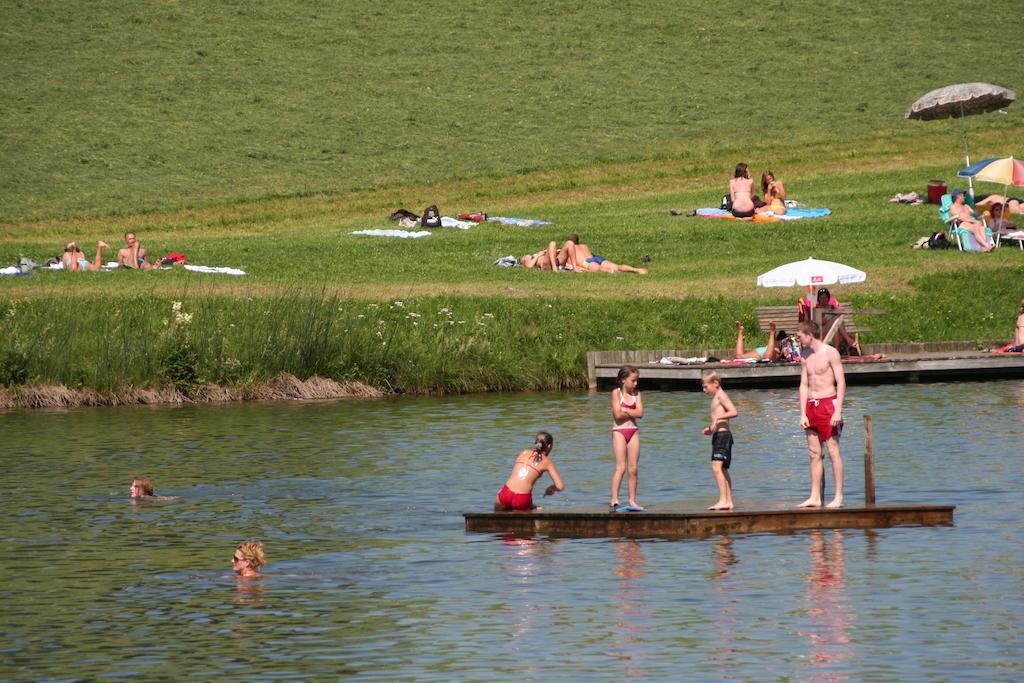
xmin=701 ymin=370 xmax=720 ymax=385
xmin=799 ymin=320 xmax=820 ymax=337
xmin=132 ymin=476 xmax=154 ymax=496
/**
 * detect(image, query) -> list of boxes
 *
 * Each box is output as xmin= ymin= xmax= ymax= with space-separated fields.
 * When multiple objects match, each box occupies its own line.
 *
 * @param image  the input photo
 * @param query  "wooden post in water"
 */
xmin=863 ymin=414 xmax=876 ymax=506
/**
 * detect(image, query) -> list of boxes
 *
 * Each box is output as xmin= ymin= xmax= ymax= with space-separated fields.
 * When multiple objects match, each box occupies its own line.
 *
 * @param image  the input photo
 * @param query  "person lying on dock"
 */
xmin=702 ymin=371 xmax=738 ymax=511
xmin=494 ymin=431 xmax=564 ymax=511
xmin=734 ymin=320 xmax=786 ymax=361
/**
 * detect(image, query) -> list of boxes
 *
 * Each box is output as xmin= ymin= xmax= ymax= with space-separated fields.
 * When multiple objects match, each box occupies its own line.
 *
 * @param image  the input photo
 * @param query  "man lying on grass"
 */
xmin=522 ymin=234 xmax=647 ymax=274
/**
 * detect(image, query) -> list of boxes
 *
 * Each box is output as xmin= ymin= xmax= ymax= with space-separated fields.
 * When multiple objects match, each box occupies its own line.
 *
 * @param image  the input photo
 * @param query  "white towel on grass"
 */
xmin=440 ymin=216 xmax=475 ymax=229
xmin=352 ymin=229 xmax=432 ymax=238
xmin=183 ymin=265 xmax=247 ymax=276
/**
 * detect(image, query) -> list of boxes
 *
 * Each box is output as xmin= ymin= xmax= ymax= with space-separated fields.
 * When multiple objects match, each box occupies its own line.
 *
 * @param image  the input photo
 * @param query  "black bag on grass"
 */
xmin=928 ymin=231 xmax=949 ymax=249
xmin=422 ymin=205 xmax=441 ymax=228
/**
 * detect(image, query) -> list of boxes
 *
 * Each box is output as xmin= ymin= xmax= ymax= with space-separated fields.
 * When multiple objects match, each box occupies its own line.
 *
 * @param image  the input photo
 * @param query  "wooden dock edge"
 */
xmin=464 ymin=504 xmax=955 ymax=539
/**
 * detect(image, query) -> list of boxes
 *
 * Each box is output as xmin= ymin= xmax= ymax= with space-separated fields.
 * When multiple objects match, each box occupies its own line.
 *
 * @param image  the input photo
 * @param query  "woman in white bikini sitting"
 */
xmin=728 ymin=163 xmax=756 ymax=218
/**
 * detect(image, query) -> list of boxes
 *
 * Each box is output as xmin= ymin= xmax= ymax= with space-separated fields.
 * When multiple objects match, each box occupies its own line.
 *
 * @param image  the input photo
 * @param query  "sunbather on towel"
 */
xmin=560 ymin=235 xmax=648 ymax=274
xmin=977 ymin=194 xmax=1024 ymax=216
xmin=949 ymin=190 xmax=993 ymax=252
xmin=755 ymin=169 xmax=787 ymax=215
xmin=117 ymin=231 xmax=153 ymax=269
xmin=734 ymin=320 xmax=784 ymax=361
xmin=728 ymin=163 xmax=758 ymax=218
xmin=61 ymin=240 xmax=110 ymax=272
xmin=521 ymin=240 xmax=561 ymax=270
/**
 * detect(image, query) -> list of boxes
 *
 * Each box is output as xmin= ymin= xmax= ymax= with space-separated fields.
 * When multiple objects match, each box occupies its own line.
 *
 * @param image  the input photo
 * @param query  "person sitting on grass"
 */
xmin=734 ymin=320 xmax=786 ymax=361
xmin=117 ymin=231 xmax=153 ymax=269
xmin=560 ymin=234 xmax=648 ymax=274
xmin=755 ymin=169 xmax=787 ymax=215
xmin=61 ymin=241 xmax=110 ymax=272
xmin=949 ymin=189 xmax=994 ymax=252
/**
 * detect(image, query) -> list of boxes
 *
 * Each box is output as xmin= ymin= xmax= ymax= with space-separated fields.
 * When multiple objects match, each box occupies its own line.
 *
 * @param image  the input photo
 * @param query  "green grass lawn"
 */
xmin=1 ymin=0 xmax=1023 ymax=401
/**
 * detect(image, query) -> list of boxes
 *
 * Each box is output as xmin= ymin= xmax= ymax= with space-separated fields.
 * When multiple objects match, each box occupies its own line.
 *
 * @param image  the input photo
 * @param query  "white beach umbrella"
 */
xmin=756 ymin=257 xmax=867 ymax=288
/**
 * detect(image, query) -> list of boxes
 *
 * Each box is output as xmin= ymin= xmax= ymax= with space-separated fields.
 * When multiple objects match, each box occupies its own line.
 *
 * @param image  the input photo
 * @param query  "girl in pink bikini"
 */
xmin=610 ymin=365 xmax=644 ymax=510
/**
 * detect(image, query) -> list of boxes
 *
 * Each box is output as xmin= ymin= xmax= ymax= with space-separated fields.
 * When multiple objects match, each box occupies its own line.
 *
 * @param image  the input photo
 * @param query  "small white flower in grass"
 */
xmin=483 ymin=313 xmax=494 ymax=318
xmin=439 ymin=307 xmax=450 ymax=314
xmin=447 ymin=320 xmax=454 ymax=325
xmin=393 ymin=301 xmax=404 ymax=308
xmin=378 ymin=320 xmax=385 ymax=325
xmin=458 ymin=320 xmax=466 ymax=324
xmin=412 ymin=321 xmax=418 ymax=326
xmin=172 ymin=301 xmax=182 ymax=313
xmin=408 ymin=312 xmax=420 ymax=318
xmin=368 ymin=303 xmax=378 ymax=308
xmin=616 ymin=336 xmax=624 ymax=341
xmin=357 ymin=314 xmax=365 ymax=319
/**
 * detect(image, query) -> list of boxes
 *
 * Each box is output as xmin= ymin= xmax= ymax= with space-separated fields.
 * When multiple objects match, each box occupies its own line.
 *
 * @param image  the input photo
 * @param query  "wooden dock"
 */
xmin=464 ymin=503 xmax=955 ymax=539
xmin=467 ymin=416 xmax=954 ymax=539
xmin=587 ymin=341 xmax=1024 ymax=390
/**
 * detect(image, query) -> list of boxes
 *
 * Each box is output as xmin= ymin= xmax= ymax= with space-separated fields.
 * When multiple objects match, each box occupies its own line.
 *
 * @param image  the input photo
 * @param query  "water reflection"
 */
xmin=234 ymin=577 xmax=266 ymax=605
xmin=610 ymin=539 xmax=649 ymax=679
xmin=801 ymin=530 xmax=853 ymax=680
xmin=710 ymin=535 xmax=739 ymax=674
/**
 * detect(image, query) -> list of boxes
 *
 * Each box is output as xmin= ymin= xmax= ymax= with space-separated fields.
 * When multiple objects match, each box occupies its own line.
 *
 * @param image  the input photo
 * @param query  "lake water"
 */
xmin=1 ymin=381 xmax=1022 ymax=681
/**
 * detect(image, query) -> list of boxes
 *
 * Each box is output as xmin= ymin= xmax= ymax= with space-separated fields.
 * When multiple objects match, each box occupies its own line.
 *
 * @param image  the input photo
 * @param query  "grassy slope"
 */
xmin=1 ymin=0 xmax=1023 ymax=395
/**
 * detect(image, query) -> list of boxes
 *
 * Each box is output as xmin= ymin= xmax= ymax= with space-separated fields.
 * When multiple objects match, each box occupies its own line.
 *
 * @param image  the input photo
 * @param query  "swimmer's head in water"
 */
xmin=130 ymin=477 xmax=154 ymax=497
xmin=234 ymin=541 xmax=266 ymax=574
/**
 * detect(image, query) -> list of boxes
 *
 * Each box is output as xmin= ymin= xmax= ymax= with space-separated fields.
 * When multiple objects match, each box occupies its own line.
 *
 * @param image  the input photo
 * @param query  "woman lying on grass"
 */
xmin=61 ymin=241 xmax=110 ymax=272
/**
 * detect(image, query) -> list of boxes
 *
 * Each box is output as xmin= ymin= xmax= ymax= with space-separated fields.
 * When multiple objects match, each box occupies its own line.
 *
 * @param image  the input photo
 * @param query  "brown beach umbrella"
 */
xmin=906 ymin=82 xmax=1017 ymax=196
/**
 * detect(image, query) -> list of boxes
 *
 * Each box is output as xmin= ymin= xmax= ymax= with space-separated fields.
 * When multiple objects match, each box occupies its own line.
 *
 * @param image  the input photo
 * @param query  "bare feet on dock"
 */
xmin=826 ymin=497 xmax=844 ymax=509
xmin=628 ymin=501 xmax=645 ymax=511
xmin=797 ymin=497 xmax=822 ymax=508
xmin=708 ymin=502 xmax=733 ymax=511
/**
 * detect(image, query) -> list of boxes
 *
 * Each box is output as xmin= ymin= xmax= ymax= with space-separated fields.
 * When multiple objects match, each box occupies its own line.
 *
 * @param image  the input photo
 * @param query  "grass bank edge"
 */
xmin=2 ymin=267 xmax=1020 ymax=405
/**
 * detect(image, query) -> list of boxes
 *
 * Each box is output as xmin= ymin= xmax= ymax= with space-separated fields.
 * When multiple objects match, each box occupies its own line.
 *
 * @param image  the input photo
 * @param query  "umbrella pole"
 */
xmin=960 ymin=103 xmax=975 ymax=198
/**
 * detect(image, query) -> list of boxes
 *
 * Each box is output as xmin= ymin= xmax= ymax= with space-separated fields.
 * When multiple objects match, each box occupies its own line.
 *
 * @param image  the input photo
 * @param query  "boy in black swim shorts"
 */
xmin=702 ymin=371 xmax=738 ymax=511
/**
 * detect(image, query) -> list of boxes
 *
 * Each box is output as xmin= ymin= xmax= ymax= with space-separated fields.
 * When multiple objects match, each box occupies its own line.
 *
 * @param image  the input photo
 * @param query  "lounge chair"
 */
xmin=938 ymin=193 xmax=996 ymax=251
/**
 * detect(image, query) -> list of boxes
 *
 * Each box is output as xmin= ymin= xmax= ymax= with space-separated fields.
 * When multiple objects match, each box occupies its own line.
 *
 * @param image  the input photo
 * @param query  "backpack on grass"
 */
xmin=928 ymin=231 xmax=949 ymax=249
xmin=422 ymin=205 xmax=441 ymax=228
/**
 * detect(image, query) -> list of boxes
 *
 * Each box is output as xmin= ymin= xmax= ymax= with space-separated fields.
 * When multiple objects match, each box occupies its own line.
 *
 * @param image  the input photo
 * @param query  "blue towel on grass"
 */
xmin=486 ymin=216 xmax=553 ymax=226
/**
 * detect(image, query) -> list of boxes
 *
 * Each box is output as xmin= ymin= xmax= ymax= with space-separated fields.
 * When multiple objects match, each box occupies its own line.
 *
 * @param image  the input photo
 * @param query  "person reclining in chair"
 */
xmin=949 ymin=189 xmax=994 ymax=252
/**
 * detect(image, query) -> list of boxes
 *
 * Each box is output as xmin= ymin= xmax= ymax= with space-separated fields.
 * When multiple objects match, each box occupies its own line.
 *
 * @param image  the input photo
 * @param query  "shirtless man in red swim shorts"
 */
xmin=796 ymin=320 xmax=846 ymax=509
xmin=494 ymin=431 xmax=565 ymax=511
